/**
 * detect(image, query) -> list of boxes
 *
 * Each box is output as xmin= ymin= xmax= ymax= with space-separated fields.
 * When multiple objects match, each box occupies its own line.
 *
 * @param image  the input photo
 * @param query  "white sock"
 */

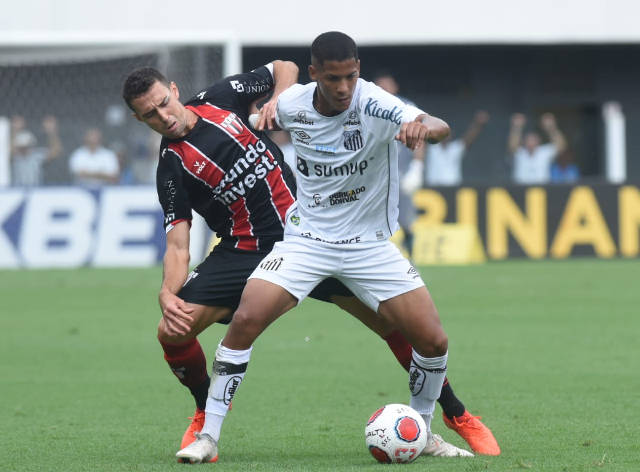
xmin=201 ymin=341 xmax=253 ymax=442
xmin=408 ymin=349 xmax=448 ymax=432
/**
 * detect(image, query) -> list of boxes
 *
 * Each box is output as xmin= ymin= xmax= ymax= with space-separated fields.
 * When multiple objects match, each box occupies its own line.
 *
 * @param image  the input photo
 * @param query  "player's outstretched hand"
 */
xmin=159 ymin=290 xmax=195 ymax=337
xmin=396 ymin=121 xmax=429 ymax=151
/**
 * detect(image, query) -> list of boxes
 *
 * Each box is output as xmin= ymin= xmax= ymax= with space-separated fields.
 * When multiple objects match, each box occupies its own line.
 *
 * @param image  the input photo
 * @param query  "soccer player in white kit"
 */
xmin=176 ymin=31 xmax=475 ymax=463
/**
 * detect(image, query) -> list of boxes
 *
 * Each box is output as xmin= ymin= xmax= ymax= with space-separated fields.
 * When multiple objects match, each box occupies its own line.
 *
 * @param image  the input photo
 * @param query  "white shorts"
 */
xmin=248 ymin=236 xmax=425 ymax=312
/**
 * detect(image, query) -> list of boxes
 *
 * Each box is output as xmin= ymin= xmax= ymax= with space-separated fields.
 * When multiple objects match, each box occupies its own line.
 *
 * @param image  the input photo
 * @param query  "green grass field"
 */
xmin=1 ymin=259 xmax=639 ymax=471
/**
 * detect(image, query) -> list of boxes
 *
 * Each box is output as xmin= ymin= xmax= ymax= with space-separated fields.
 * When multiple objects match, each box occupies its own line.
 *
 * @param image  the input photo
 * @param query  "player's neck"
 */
xmin=184 ymin=108 xmax=199 ymax=135
xmin=313 ymin=88 xmax=341 ymax=117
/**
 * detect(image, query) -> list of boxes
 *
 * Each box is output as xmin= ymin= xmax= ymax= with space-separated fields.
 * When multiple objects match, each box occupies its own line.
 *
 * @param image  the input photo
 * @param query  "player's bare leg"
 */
xmin=332 ymin=294 xmax=498 ymax=455
xmin=378 ymin=286 xmax=473 ymax=457
xmin=176 ymin=279 xmax=297 ymax=463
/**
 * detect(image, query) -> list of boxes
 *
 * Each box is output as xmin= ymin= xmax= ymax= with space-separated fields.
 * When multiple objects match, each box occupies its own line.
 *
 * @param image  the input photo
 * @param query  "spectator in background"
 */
xmin=507 ymin=112 xmax=567 ymax=185
xmin=550 ymin=148 xmax=580 ymax=183
xmin=10 ymin=115 xmax=63 ymax=186
xmin=113 ymin=141 xmax=137 ymax=185
xmin=372 ymin=70 xmax=425 ymax=259
xmin=69 ymin=127 xmax=120 ymax=186
xmin=425 ymin=110 xmax=489 ymax=186
xmin=267 ymin=131 xmax=296 ymax=173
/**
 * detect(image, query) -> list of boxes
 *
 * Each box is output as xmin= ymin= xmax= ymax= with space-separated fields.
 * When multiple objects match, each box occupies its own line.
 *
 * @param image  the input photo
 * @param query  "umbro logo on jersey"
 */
xmin=407 ymin=267 xmax=420 ymax=279
xmin=197 ymin=91 xmax=206 ymax=100
xmin=293 ymin=130 xmax=311 ymax=146
xmin=260 ymin=256 xmax=283 ymax=271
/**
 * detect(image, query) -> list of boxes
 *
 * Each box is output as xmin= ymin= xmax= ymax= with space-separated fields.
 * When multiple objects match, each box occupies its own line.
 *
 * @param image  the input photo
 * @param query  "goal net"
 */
xmin=0 ymin=37 xmax=239 ymax=186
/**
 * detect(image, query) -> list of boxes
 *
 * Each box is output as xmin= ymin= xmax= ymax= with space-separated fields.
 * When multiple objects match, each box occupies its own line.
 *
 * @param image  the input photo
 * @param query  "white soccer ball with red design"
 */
xmin=364 ymin=403 xmax=427 ymax=463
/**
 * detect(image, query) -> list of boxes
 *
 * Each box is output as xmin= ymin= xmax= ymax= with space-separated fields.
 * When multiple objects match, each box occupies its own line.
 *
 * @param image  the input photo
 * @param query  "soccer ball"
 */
xmin=365 ymin=403 xmax=427 ymax=463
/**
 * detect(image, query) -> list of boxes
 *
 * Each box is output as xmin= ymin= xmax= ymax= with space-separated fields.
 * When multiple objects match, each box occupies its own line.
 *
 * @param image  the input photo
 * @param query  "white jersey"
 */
xmin=276 ymin=79 xmax=424 ymax=244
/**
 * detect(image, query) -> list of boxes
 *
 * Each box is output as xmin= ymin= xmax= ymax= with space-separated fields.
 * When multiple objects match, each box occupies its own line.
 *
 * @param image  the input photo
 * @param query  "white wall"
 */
xmin=1 ymin=0 xmax=640 ymax=46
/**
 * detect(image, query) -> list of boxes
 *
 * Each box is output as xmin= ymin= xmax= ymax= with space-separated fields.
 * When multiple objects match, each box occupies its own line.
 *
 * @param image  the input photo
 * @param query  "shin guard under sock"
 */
xmin=159 ymin=337 xmax=209 ymax=409
xmin=409 ymin=350 xmax=448 ymax=431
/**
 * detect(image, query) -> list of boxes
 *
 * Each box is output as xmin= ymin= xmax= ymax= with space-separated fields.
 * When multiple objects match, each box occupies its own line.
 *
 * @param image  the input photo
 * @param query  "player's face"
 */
xmin=131 ymin=81 xmax=192 ymax=139
xmin=310 ymin=58 xmax=360 ymax=116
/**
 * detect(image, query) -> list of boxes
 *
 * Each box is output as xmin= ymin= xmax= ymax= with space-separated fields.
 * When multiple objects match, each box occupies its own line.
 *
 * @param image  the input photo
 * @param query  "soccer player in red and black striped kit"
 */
xmin=122 ymin=61 xmax=499 ymax=461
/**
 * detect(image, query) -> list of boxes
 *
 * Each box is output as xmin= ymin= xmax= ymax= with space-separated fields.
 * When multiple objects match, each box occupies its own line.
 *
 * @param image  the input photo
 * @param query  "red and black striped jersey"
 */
xmin=156 ymin=65 xmax=296 ymax=251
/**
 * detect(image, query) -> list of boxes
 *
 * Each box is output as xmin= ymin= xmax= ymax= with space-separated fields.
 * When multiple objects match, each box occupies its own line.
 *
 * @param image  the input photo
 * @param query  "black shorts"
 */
xmin=178 ymin=244 xmax=354 ymax=324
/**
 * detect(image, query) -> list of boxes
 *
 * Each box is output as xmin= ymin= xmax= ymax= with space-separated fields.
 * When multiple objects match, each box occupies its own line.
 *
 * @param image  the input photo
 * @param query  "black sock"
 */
xmin=189 ymin=375 xmax=211 ymax=411
xmin=438 ymin=378 xmax=466 ymax=419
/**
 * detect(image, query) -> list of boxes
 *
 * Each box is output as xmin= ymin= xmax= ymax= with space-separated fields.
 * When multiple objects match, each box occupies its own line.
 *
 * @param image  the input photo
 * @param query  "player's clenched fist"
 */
xmin=396 ymin=121 xmax=429 ymax=150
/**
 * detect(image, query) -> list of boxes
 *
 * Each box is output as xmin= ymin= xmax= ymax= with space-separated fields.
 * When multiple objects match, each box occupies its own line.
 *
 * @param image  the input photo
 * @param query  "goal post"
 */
xmin=0 ymin=30 xmax=242 ymax=186
xmin=0 ymin=31 xmax=242 ymax=266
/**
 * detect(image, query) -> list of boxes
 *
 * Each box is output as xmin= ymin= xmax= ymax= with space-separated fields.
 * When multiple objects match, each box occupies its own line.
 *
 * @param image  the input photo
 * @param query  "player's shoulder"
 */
xmin=357 ymin=78 xmax=387 ymax=97
xmin=279 ymin=83 xmax=313 ymax=107
xmin=277 ymin=84 xmax=314 ymax=122
xmin=354 ymin=79 xmax=396 ymax=109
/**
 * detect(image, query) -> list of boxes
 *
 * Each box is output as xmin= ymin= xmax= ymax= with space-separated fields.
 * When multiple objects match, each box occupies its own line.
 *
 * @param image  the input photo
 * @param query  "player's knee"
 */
xmin=157 ymin=319 xmax=169 ymax=341
xmin=157 ymin=318 xmax=192 ymax=344
xmin=414 ymin=331 xmax=448 ymax=358
xmin=227 ymin=308 xmax=264 ymax=342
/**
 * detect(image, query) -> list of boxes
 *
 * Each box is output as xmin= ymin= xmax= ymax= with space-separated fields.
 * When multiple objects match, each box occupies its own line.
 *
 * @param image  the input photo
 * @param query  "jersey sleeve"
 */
xmin=194 ymin=64 xmax=275 ymax=115
xmin=358 ymin=81 xmax=424 ymax=143
xmin=156 ymin=146 xmax=193 ymax=233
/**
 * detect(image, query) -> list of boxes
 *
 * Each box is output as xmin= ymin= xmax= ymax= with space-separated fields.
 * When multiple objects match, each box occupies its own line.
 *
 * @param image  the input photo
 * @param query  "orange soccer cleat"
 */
xmin=443 ymin=411 xmax=501 ymax=456
xmin=181 ymin=409 xmax=206 ymax=449
xmin=180 ymin=402 xmax=232 ymax=450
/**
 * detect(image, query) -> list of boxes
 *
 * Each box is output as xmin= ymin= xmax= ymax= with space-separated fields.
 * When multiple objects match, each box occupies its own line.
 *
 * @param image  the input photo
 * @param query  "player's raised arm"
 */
xmin=253 ymin=60 xmax=299 ymax=131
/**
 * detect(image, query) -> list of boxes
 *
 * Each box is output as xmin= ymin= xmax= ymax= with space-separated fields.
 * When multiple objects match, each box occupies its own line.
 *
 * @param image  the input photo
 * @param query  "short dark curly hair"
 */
xmin=122 ymin=67 xmax=171 ymax=111
xmin=311 ymin=31 xmax=358 ymax=66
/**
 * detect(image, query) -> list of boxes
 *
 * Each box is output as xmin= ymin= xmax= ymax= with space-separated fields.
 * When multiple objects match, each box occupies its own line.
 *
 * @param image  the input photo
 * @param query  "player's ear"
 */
xmin=132 ymin=113 xmax=143 ymax=122
xmin=308 ymin=64 xmax=317 ymax=82
xmin=171 ymin=82 xmax=180 ymax=100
